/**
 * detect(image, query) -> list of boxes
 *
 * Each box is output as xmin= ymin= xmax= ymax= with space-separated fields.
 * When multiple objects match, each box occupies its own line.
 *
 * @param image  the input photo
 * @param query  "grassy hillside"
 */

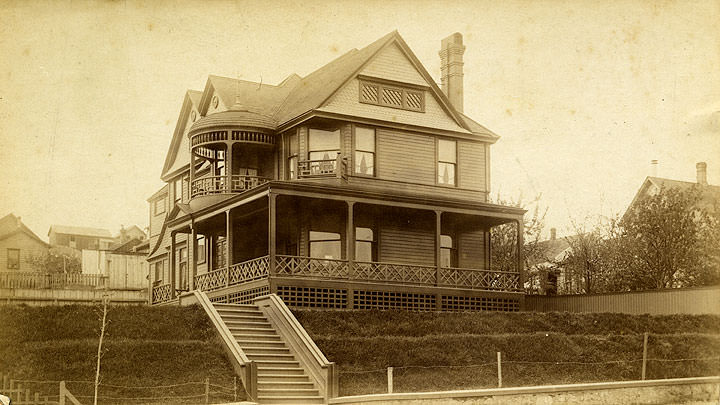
xmin=295 ymin=310 xmax=720 ymax=396
xmin=0 ymin=305 xmax=241 ymax=404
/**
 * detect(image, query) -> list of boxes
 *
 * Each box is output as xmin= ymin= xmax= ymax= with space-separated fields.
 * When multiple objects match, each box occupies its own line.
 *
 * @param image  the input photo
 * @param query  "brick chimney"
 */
xmin=697 ymin=162 xmax=708 ymax=185
xmin=550 ymin=228 xmax=557 ymax=241
xmin=439 ymin=33 xmax=465 ymax=113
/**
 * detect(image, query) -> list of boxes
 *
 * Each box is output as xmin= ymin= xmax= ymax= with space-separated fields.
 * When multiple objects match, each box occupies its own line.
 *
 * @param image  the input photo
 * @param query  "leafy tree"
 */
xmin=489 ymin=194 xmax=549 ymax=292
xmin=29 ymin=249 xmax=81 ymax=273
xmin=618 ymin=185 xmax=720 ymax=289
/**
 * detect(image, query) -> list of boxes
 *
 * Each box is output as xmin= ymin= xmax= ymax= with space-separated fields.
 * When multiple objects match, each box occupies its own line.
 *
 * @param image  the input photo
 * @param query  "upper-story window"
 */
xmin=287 ymin=132 xmax=298 ymax=180
xmin=7 ymin=248 xmax=19 ymax=270
xmin=437 ymin=139 xmax=457 ymax=186
xmin=174 ymin=178 xmax=182 ymax=203
xmin=359 ymin=80 xmax=425 ymax=112
xmin=154 ymin=196 xmax=166 ymax=215
xmin=308 ymin=129 xmax=340 ymax=175
xmin=354 ymin=127 xmax=375 ymax=176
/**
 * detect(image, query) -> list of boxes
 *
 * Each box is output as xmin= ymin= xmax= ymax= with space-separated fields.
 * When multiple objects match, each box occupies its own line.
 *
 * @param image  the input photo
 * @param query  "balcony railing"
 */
xmin=191 ymin=175 xmax=270 ymax=198
xmin=297 ymin=155 xmax=348 ymax=179
xmin=0 ymin=271 xmax=107 ymax=289
xmin=188 ymin=255 xmax=520 ymax=295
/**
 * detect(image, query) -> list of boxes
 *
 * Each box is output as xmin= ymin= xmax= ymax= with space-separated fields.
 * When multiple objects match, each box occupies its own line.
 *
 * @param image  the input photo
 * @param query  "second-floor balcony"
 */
xmin=191 ymin=174 xmax=271 ymax=199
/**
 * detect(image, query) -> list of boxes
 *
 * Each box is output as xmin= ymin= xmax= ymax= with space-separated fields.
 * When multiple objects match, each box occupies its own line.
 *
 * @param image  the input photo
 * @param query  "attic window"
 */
xmin=359 ymin=80 xmax=424 ymax=112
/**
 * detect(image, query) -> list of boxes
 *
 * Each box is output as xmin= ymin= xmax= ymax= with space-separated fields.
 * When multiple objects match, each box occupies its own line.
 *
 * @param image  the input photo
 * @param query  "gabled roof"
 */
xmin=626 ymin=176 xmax=720 ymax=215
xmin=48 ymin=225 xmax=113 ymax=239
xmin=161 ymin=90 xmax=203 ymax=181
xmin=0 ymin=213 xmax=49 ymax=247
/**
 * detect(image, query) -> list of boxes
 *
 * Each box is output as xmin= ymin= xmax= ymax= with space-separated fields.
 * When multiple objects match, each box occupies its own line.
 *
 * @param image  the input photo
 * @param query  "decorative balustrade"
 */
xmin=190 ymin=130 xmax=228 ymax=147
xmin=298 ymin=159 xmax=338 ymax=178
xmin=275 ymin=255 xmax=349 ymax=279
xmin=439 ymin=267 xmax=521 ymax=291
xmin=191 ymin=175 xmax=270 ymax=198
xmin=152 ymin=283 xmax=172 ymax=304
xmin=195 ymin=256 xmax=270 ymax=291
xmin=353 ymin=261 xmax=437 ymax=285
xmin=0 ymin=271 xmax=107 ymax=289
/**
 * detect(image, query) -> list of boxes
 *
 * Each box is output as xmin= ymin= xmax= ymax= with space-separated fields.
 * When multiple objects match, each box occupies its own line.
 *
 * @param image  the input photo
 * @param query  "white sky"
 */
xmin=1 ymin=0 xmax=718 ymax=241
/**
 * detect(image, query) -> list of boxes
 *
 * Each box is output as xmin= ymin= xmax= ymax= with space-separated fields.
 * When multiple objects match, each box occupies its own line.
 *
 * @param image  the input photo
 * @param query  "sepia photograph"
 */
xmin=0 ymin=0 xmax=719 ymax=403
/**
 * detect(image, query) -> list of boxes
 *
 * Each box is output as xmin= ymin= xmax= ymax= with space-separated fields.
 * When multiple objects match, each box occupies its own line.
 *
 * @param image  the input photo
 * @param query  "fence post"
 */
xmin=205 ymin=377 xmax=209 ymax=404
xmin=497 ymin=352 xmax=503 ymax=388
xmin=387 ymin=367 xmax=393 ymax=394
xmin=59 ymin=381 xmax=66 ymax=405
xmin=642 ymin=332 xmax=648 ymax=380
xmin=233 ymin=376 xmax=237 ymax=402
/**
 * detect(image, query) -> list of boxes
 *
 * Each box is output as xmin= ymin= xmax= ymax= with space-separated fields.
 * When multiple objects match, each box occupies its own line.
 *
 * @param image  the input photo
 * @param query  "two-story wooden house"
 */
xmin=147 ymin=31 xmax=526 ymax=311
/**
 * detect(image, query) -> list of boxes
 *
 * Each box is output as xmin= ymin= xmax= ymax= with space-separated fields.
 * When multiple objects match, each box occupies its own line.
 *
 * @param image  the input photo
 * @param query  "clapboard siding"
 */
xmin=377 ymin=129 xmax=435 ymax=184
xmin=379 ymin=223 xmax=434 ymax=266
xmin=458 ymin=229 xmax=486 ymax=269
xmin=0 ymin=233 xmax=48 ymax=272
xmin=458 ymin=141 xmax=486 ymax=191
xmin=346 ymin=176 xmax=487 ymax=202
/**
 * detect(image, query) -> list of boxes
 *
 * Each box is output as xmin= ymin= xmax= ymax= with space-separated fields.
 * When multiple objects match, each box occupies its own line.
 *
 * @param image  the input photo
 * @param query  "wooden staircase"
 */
xmin=213 ymin=303 xmax=325 ymax=404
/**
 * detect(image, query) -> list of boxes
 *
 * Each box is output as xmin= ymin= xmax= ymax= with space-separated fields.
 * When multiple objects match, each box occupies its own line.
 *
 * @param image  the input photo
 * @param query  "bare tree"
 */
xmin=94 ymin=293 xmax=111 ymax=405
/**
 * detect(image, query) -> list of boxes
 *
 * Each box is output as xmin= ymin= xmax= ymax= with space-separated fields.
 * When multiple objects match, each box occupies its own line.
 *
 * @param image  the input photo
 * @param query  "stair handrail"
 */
xmin=191 ymin=290 xmax=257 ymax=401
xmin=254 ymin=294 xmax=339 ymax=400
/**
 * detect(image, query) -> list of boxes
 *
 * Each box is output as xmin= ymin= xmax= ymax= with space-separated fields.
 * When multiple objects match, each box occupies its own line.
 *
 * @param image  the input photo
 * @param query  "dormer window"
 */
xmin=359 ymin=79 xmax=425 ymax=112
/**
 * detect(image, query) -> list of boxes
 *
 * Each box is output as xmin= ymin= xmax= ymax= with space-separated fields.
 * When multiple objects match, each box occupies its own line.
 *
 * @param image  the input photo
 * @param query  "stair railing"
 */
xmin=254 ymin=294 xmax=339 ymax=401
xmin=189 ymin=290 xmax=258 ymax=401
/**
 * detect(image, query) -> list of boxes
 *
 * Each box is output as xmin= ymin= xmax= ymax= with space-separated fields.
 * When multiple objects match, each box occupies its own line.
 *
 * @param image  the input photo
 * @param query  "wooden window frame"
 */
xmin=197 ymin=235 xmax=206 ymax=264
xmin=352 ymin=125 xmax=376 ymax=177
xmin=355 ymin=226 xmax=377 ymax=262
xmin=7 ymin=248 xmax=19 ymax=270
xmin=358 ymin=79 xmax=425 ymax=112
xmin=286 ymin=130 xmax=299 ymax=180
xmin=436 ymin=138 xmax=458 ymax=187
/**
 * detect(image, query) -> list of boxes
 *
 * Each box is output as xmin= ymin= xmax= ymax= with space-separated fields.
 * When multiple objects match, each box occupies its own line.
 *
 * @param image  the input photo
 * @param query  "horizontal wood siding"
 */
xmin=377 ymin=129 xmax=435 ymax=184
xmin=360 ymin=43 xmax=427 ymax=86
xmin=458 ymin=229 xmax=485 ymax=269
xmin=379 ymin=222 xmax=434 ymax=266
xmin=458 ymin=141 xmax=486 ymax=191
xmin=0 ymin=233 xmax=48 ymax=272
xmin=346 ymin=176 xmax=487 ymax=201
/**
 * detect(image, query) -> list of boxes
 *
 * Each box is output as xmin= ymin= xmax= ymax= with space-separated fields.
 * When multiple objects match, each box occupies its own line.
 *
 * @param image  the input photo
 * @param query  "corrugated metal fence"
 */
xmin=524 ymin=286 xmax=720 ymax=315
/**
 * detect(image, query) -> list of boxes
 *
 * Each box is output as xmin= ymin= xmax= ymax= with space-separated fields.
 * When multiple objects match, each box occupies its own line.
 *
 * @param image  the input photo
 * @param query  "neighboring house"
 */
xmin=147 ymin=31 xmax=526 ymax=311
xmin=527 ymin=228 xmax=584 ymax=295
xmin=0 ymin=213 xmax=49 ymax=272
xmin=116 ymin=225 xmax=147 ymax=243
xmin=48 ymin=225 xmax=116 ymax=252
xmin=626 ymin=162 xmax=720 ymax=216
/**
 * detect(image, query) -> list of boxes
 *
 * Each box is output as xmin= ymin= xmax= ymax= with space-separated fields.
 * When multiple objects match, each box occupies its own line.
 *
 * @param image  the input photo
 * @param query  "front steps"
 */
xmin=214 ymin=303 xmax=325 ymax=404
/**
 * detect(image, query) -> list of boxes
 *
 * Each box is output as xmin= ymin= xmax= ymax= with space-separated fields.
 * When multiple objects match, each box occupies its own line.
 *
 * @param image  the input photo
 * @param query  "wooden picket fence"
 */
xmin=0 ymin=374 xmax=81 ymax=405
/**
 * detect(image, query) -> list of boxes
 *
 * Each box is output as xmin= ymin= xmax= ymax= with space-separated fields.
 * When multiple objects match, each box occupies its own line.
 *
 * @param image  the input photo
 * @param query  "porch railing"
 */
xmin=354 ymin=261 xmax=437 ymax=285
xmin=297 ymin=154 xmax=348 ymax=179
xmin=275 ymin=255 xmax=349 ymax=279
xmin=194 ymin=256 xmax=270 ymax=291
xmin=152 ymin=283 xmax=172 ymax=304
xmin=190 ymin=175 xmax=270 ymax=198
xmin=0 ymin=271 xmax=107 ymax=289
xmin=439 ymin=267 xmax=521 ymax=291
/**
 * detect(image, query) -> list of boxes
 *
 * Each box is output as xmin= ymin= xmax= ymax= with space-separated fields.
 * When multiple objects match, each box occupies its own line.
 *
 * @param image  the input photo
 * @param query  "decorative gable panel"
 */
xmin=206 ymin=91 xmax=227 ymax=115
xmin=360 ymin=43 xmax=426 ymax=86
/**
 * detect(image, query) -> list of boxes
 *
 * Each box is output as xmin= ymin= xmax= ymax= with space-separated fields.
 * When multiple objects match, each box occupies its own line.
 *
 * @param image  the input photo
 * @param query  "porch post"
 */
xmin=268 ymin=193 xmax=277 ymax=275
xmin=226 ymin=210 xmax=234 ymax=266
xmin=170 ymin=231 xmax=177 ymax=299
xmin=226 ymin=142 xmax=233 ymax=192
xmin=516 ymin=218 xmax=524 ymax=290
xmin=435 ymin=210 xmax=442 ymax=286
xmin=346 ymin=202 xmax=355 ymax=274
xmin=189 ymin=225 xmax=197 ymax=291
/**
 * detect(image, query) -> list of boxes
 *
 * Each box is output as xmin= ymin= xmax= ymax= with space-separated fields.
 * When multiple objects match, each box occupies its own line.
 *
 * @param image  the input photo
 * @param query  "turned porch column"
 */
xmin=268 ymin=193 xmax=277 ymax=275
xmin=226 ymin=210 xmax=234 ymax=267
xmin=435 ymin=210 xmax=442 ymax=286
xmin=189 ymin=225 xmax=197 ymax=290
xmin=346 ymin=202 xmax=355 ymax=274
xmin=170 ymin=231 xmax=177 ymax=299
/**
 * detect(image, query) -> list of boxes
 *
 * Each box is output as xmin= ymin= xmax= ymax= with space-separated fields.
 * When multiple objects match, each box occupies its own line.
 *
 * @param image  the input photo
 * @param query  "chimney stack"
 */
xmin=650 ymin=160 xmax=658 ymax=177
xmin=439 ymin=32 xmax=465 ymax=113
xmin=697 ymin=162 xmax=708 ymax=185
xmin=550 ymin=228 xmax=557 ymax=241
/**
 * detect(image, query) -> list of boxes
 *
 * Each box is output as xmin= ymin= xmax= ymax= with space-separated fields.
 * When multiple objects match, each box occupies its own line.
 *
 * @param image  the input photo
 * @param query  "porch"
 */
xmin=153 ymin=184 xmax=525 ymax=310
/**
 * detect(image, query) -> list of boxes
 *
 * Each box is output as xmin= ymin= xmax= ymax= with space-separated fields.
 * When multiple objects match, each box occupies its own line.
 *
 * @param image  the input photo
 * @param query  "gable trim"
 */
xmin=160 ymin=90 xmax=201 ymax=181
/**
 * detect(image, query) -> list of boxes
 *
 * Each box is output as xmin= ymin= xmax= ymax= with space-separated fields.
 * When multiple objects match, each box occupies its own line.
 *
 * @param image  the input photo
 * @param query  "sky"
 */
xmin=1 ymin=0 xmax=718 ymax=241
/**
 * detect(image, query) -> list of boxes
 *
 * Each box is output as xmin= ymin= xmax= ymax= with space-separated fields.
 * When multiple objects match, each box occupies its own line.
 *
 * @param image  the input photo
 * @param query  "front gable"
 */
xmin=317 ymin=38 xmax=470 ymax=134
xmin=161 ymin=91 xmax=202 ymax=181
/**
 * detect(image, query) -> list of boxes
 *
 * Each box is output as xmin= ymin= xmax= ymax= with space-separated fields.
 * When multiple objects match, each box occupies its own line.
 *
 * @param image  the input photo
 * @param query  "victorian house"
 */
xmin=147 ymin=31 xmax=525 ymax=311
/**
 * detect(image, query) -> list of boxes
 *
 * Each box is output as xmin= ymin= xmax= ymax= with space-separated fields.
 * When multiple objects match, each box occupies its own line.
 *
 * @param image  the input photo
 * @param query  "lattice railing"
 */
xmin=275 ymin=255 xmax=349 ymax=279
xmin=152 ymin=283 xmax=172 ymax=304
xmin=194 ymin=267 xmax=229 ymax=291
xmin=191 ymin=175 xmax=270 ymax=198
xmin=352 ymin=261 xmax=436 ymax=285
xmin=228 ymin=256 xmax=270 ymax=285
xmin=439 ymin=267 xmax=521 ymax=291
